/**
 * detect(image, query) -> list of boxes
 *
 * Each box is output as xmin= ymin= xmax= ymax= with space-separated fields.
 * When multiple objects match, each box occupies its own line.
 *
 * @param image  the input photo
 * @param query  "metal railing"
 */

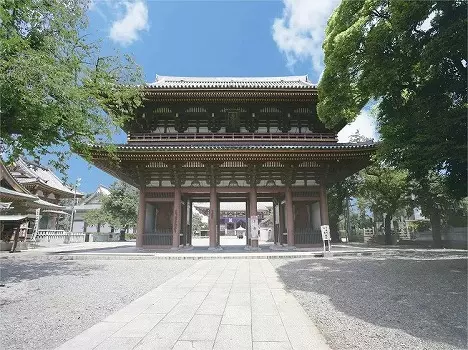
xmin=142 ymin=232 xmax=172 ymax=246
xmin=294 ymin=229 xmax=322 ymax=245
xmin=128 ymin=132 xmax=337 ymax=142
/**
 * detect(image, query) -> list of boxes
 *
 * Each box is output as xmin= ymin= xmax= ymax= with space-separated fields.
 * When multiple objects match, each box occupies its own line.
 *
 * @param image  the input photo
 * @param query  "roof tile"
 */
xmin=146 ymin=75 xmax=317 ymax=89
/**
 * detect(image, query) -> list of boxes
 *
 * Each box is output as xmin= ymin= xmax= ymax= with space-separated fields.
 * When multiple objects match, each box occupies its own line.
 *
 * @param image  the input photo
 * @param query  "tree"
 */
xmin=0 ymin=0 xmax=143 ymax=174
xmin=327 ymin=177 xmax=358 ymax=242
xmin=358 ymin=164 xmax=409 ymax=244
xmin=327 ymin=130 xmax=372 ymax=242
xmin=83 ymin=181 xmax=138 ymax=240
xmin=318 ymin=1 xmax=467 ymax=200
xmin=192 ymin=212 xmax=208 ymax=233
xmin=410 ymin=172 xmax=455 ymax=248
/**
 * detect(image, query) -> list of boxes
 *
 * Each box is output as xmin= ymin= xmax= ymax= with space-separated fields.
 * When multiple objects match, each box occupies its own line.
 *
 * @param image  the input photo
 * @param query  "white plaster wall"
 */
xmin=145 ymin=204 xmax=155 ymax=233
xmin=73 ymin=221 xmax=85 ymax=232
xmin=312 ymin=202 xmax=321 ymax=230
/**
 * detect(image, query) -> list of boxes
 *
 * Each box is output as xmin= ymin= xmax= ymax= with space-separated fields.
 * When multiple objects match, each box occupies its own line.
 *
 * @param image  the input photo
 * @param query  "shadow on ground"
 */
xmin=0 ymin=258 xmax=101 ymax=285
xmin=275 ymin=251 xmax=467 ymax=348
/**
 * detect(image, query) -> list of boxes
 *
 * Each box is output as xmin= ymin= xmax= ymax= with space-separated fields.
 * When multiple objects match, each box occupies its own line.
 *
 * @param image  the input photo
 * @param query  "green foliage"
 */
xmin=192 ymin=211 xmax=208 ymax=233
xmin=83 ymin=181 xmax=138 ymax=228
xmin=410 ymin=172 xmax=454 ymax=220
xmin=319 ymin=0 xmax=467 ymax=198
xmin=327 ymin=130 xmax=373 ymax=240
xmin=358 ymin=164 xmax=409 ymax=217
xmin=408 ymin=220 xmax=431 ymax=233
xmin=0 ymin=0 xmax=143 ymax=174
xmin=83 ymin=208 xmax=110 ymax=227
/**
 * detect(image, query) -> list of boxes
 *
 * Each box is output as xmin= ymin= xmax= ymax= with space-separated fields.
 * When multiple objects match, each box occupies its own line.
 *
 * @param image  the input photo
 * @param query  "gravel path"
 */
xmin=0 ymin=257 xmax=195 ymax=350
xmin=272 ymin=251 xmax=468 ymax=350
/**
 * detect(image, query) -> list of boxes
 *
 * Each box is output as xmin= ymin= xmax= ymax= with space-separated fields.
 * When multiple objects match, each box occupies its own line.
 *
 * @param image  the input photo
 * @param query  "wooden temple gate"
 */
xmin=88 ymin=75 xmax=375 ymax=249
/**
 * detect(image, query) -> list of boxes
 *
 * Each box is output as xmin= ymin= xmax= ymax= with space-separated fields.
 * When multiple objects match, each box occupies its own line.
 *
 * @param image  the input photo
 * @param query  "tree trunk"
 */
xmin=119 ymin=224 xmax=127 ymax=241
xmin=329 ymin=221 xmax=340 ymax=243
xmin=430 ymin=209 xmax=442 ymax=248
xmin=384 ymin=214 xmax=392 ymax=245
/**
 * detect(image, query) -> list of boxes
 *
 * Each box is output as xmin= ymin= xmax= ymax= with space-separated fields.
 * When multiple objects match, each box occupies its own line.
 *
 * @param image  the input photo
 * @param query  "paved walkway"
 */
xmin=55 ymin=259 xmax=329 ymax=350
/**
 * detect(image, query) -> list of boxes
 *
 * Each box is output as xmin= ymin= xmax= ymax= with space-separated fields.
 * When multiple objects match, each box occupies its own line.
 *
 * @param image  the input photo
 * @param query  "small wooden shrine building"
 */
xmin=88 ymin=75 xmax=375 ymax=249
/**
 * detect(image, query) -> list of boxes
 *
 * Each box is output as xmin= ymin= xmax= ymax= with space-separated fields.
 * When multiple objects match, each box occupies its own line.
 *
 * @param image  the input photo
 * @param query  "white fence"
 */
xmin=33 ymin=230 xmax=86 ymax=245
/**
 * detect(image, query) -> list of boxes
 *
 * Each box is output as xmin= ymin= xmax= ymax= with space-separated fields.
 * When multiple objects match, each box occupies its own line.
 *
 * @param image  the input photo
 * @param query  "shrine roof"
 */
xmin=146 ymin=75 xmax=316 ymax=89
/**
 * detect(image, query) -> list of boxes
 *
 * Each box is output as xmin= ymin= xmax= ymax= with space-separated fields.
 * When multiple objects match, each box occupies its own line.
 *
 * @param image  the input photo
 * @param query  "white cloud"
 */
xmin=109 ymin=1 xmax=149 ymax=46
xmin=337 ymin=110 xmax=379 ymax=143
xmin=272 ymin=0 xmax=340 ymax=74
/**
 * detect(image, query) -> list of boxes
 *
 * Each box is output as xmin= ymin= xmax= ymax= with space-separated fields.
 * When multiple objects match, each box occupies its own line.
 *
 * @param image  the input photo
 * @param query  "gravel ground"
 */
xmin=272 ymin=250 xmax=468 ymax=350
xmin=0 ymin=256 xmax=195 ymax=350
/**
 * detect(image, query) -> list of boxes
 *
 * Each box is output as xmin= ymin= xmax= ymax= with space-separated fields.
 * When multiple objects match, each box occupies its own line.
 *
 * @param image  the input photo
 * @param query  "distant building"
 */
xmin=70 ymin=185 xmax=113 ymax=234
xmin=194 ymin=202 xmax=271 ymax=236
xmin=69 ymin=185 xmax=135 ymax=241
xmin=0 ymin=160 xmax=66 ymax=247
xmin=8 ymin=158 xmax=83 ymax=230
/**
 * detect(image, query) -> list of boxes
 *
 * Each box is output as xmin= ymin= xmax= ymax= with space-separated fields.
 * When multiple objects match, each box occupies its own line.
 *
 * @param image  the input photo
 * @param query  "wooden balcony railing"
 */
xmin=128 ymin=132 xmax=337 ymax=142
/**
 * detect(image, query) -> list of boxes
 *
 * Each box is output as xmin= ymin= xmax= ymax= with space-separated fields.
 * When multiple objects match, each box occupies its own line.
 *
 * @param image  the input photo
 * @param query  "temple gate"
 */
xmin=88 ymin=75 xmax=375 ymax=249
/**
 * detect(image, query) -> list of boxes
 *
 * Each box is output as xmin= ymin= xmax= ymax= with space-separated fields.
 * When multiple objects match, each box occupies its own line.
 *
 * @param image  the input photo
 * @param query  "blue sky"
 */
xmin=64 ymin=0 xmax=377 ymax=193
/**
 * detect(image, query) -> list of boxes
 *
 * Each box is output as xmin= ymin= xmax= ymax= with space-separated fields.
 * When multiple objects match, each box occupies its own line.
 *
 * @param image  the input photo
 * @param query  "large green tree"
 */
xmin=327 ymin=130 xmax=372 ymax=242
xmin=84 ymin=181 xmax=138 ymax=241
xmin=318 ymin=0 xmax=467 ymax=199
xmin=358 ymin=164 xmax=409 ymax=244
xmin=410 ymin=172 xmax=457 ymax=247
xmin=0 ymin=0 xmax=143 ymax=173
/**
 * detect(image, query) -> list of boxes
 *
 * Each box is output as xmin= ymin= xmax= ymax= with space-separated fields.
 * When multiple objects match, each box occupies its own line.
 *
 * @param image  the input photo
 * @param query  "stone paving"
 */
xmin=55 ymin=259 xmax=329 ymax=350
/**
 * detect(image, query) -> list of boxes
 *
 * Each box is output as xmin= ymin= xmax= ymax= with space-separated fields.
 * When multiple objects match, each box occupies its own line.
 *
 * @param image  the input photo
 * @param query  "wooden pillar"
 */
xmin=187 ymin=198 xmax=192 ymax=246
xmin=216 ymin=197 xmax=221 ymax=247
xmin=136 ymin=188 xmax=146 ymax=247
xmin=320 ymin=182 xmax=329 ymax=225
xmin=209 ymin=185 xmax=217 ymax=248
xmin=245 ymin=199 xmax=250 ymax=246
xmin=172 ymin=187 xmax=181 ymax=249
xmin=272 ymin=199 xmax=278 ymax=244
xmin=285 ymin=186 xmax=294 ymax=246
xmin=249 ymin=186 xmax=258 ymax=247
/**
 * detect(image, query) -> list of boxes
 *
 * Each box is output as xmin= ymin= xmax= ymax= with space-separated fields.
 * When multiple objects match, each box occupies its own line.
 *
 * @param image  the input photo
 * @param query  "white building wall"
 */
xmin=312 ymin=202 xmax=321 ymax=230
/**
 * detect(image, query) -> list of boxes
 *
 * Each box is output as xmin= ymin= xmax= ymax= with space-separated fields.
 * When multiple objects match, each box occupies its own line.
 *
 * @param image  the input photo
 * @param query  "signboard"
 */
xmin=250 ymin=215 xmax=259 ymax=239
xmin=320 ymin=225 xmax=331 ymax=252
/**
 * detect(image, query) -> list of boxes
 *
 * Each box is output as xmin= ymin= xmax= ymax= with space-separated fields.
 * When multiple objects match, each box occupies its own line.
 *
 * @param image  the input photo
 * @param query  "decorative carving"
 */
xmin=245 ymin=163 xmax=262 ymax=186
xmin=167 ymin=162 xmax=186 ymax=187
xmin=174 ymin=112 xmax=188 ymax=133
xmin=204 ymin=163 xmax=221 ymax=186
xmin=135 ymin=163 xmax=151 ymax=187
xmin=280 ymin=162 xmax=297 ymax=186
xmin=208 ymin=112 xmax=221 ymax=132
xmin=245 ymin=111 xmax=259 ymax=133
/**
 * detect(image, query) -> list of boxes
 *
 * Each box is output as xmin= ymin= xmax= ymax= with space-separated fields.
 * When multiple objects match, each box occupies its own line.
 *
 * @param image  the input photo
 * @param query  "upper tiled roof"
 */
xmin=12 ymin=158 xmax=82 ymax=197
xmin=146 ymin=75 xmax=317 ymax=89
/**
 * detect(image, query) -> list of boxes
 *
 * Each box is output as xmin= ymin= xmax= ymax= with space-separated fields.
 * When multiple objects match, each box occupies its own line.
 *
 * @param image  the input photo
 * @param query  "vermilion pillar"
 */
xmin=319 ymin=182 xmax=329 ymax=225
xmin=209 ymin=185 xmax=217 ymax=248
xmin=285 ymin=186 xmax=295 ymax=246
xmin=136 ymin=188 xmax=146 ymax=247
xmin=172 ymin=187 xmax=181 ymax=249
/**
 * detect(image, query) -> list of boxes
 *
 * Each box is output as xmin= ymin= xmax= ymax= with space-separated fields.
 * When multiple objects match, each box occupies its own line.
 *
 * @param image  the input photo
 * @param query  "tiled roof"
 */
xmin=146 ymin=75 xmax=317 ymax=89
xmin=13 ymin=158 xmax=82 ymax=197
xmin=110 ymin=143 xmax=376 ymax=151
